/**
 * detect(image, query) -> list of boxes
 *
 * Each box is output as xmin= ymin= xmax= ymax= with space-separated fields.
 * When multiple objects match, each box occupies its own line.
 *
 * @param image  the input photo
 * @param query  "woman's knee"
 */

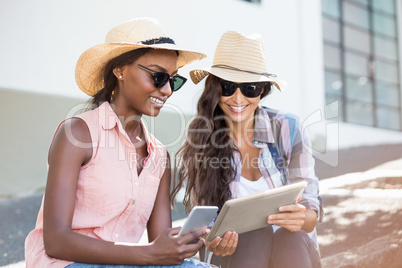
xmin=271 ymin=228 xmax=322 ymax=268
xmin=273 ymin=228 xmax=309 ymax=242
xmin=272 ymin=228 xmax=311 ymax=252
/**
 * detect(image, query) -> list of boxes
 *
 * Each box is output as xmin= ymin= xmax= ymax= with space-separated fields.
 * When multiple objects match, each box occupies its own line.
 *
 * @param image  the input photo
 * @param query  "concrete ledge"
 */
xmin=318 ymin=159 xmax=402 ymax=267
xmin=1 ymin=262 xmax=24 ymax=268
xmin=322 ymin=231 xmax=402 ymax=268
xmin=3 ymin=159 xmax=401 ymax=267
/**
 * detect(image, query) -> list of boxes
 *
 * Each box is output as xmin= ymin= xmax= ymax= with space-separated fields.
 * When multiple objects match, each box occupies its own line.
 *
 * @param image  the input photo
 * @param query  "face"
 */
xmin=218 ymin=81 xmax=262 ymax=126
xmin=114 ymin=49 xmax=179 ymax=117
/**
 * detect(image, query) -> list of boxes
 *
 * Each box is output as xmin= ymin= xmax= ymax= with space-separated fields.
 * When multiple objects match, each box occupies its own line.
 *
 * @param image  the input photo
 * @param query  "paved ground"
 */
xmin=0 ymin=194 xmax=42 ymax=266
xmin=1 ymin=144 xmax=402 ymax=267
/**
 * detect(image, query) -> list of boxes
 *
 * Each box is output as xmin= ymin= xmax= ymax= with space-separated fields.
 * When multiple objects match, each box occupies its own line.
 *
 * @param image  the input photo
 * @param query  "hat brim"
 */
xmin=190 ymin=67 xmax=287 ymax=91
xmin=76 ymin=43 xmax=206 ymax=96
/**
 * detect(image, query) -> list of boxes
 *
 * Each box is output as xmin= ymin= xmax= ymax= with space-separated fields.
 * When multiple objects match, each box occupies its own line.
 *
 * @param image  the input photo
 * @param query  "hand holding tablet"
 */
xmin=206 ymin=181 xmax=307 ymax=241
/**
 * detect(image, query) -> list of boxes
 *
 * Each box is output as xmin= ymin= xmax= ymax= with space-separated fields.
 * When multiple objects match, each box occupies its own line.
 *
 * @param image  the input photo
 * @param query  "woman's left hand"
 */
xmin=267 ymin=204 xmax=306 ymax=232
xmin=204 ymin=231 xmax=238 ymax=257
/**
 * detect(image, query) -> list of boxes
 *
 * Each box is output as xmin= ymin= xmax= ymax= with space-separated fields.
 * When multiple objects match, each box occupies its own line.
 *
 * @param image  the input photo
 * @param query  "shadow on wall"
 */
xmin=0 ymin=89 xmax=191 ymax=198
xmin=0 ymin=89 xmax=86 ymax=197
xmin=2 ymin=88 xmax=401 ymax=196
xmin=314 ymin=144 xmax=402 ymax=179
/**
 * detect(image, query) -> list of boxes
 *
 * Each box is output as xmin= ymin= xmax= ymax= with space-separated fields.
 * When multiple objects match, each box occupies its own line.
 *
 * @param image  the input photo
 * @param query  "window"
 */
xmin=322 ymin=0 xmax=402 ymax=131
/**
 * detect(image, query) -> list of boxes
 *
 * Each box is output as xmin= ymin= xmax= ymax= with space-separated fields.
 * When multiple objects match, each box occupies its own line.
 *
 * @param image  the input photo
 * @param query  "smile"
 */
xmin=228 ymin=105 xmax=248 ymax=113
xmin=149 ymin=96 xmax=165 ymax=105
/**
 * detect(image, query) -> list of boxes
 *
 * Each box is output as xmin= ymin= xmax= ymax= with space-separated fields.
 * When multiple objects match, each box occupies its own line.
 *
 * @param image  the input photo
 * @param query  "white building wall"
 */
xmin=0 ymin=0 xmax=401 ymax=152
xmin=0 ymin=0 xmax=308 ymax=112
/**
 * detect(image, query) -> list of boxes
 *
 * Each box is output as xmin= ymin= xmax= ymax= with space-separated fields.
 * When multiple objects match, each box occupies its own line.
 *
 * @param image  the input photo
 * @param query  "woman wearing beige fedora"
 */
xmin=172 ymin=31 xmax=323 ymax=268
xmin=25 ymin=18 xmax=217 ymax=268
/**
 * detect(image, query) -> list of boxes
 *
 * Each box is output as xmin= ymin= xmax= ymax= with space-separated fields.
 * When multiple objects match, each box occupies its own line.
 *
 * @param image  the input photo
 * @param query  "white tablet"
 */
xmin=178 ymin=206 xmax=219 ymax=236
xmin=206 ymin=181 xmax=307 ymax=241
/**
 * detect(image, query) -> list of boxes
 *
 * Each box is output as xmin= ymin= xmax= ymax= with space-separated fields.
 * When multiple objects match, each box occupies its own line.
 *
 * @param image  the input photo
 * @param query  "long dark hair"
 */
xmin=172 ymin=75 xmax=272 ymax=212
xmin=90 ymin=48 xmax=152 ymax=107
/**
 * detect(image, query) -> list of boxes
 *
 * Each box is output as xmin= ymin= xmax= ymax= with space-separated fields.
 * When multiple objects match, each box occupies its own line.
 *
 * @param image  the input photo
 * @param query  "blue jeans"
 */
xmin=66 ymin=259 xmax=214 ymax=268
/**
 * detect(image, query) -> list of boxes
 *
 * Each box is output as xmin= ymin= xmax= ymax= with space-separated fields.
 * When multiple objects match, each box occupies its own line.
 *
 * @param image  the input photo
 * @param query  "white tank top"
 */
xmin=237 ymin=176 xmax=269 ymax=198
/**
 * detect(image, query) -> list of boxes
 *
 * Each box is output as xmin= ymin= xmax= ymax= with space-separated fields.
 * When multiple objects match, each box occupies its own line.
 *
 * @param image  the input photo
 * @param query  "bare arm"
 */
xmin=43 ymin=118 xmax=208 ymax=265
xmin=147 ymin=152 xmax=172 ymax=242
xmin=43 ymin=118 xmax=152 ymax=264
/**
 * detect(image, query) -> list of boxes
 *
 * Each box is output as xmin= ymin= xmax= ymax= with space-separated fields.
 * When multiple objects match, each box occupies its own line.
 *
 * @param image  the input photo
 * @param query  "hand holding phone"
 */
xmin=178 ymin=206 xmax=218 ymax=236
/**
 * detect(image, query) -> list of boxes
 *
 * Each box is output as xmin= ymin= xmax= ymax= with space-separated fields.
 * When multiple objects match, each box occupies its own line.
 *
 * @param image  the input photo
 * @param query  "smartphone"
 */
xmin=178 ymin=206 xmax=219 ymax=236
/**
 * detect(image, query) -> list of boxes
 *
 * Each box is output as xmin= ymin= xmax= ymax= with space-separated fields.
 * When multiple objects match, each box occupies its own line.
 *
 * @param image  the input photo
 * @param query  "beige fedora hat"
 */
xmin=75 ymin=17 xmax=206 ymax=96
xmin=190 ymin=31 xmax=287 ymax=91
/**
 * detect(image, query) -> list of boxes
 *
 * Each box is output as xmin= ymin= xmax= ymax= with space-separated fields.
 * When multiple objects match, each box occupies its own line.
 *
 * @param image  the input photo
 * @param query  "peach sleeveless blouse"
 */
xmin=25 ymin=102 xmax=167 ymax=267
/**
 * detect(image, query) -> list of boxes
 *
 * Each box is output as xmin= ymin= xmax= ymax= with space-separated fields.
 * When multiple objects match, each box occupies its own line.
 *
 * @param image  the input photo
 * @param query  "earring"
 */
xmin=119 ymin=75 xmax=123 ymax=79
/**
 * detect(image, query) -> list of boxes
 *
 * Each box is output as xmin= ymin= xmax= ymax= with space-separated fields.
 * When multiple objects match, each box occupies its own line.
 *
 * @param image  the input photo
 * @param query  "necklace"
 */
xmin=127 ymin=124 xmax=144 ymax=146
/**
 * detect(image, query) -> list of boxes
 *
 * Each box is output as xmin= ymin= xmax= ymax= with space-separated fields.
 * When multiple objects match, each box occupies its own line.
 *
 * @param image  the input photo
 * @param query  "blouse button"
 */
xmin=134 ymin=182 xmax=139 ymax=186
xmin=132 ymin=200 xmax=136 ymax=204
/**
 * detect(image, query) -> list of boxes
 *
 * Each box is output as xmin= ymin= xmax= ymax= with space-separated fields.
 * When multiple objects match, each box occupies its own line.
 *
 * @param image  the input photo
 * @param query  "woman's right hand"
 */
xmin=205 ymin=231 xmax=238 ymax=257
xmin=148 ymin=227 xmax=210 ymax=265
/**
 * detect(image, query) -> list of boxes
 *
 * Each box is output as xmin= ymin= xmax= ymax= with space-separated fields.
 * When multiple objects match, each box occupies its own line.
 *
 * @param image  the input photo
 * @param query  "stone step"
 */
xmin=322 ymin=231 xmax=402 ymax=268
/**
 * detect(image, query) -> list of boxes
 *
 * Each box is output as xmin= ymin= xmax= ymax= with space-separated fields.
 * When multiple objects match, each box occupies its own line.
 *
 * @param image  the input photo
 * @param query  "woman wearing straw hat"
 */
xmin=25 ymin=18 xmax=217 ymax=268
xmin=172 ymin=31 xmax=323 ymax=268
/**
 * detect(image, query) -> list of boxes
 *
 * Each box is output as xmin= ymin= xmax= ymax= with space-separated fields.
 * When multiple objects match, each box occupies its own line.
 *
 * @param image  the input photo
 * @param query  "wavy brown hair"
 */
xmin=172 ymin=74 xmax=272 ymax=213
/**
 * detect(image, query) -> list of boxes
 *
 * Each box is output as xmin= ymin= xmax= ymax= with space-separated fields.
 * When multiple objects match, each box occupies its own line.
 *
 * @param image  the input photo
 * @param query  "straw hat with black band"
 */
xmin=189 ymin=31 xmax=287 ymax=91
xmin=75 ymin=17 xmax=206 ymax=96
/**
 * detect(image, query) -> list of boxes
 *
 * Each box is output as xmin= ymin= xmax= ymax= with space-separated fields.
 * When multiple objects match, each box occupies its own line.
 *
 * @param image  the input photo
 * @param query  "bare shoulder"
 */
xmin=49 ymin=117 xmax=92 ymax=165
xmin=58 ymin=117 xmax=92 ymax=146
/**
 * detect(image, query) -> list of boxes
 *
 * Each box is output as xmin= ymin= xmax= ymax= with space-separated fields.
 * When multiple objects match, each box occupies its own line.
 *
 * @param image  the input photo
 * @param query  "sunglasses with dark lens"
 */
xmin=138 ymin=64 xmax=187 ymax=91
xmin=220 ymin=80 xmax=266 ymax=98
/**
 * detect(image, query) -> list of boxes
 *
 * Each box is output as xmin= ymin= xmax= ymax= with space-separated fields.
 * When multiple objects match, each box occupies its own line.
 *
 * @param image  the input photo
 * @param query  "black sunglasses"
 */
xmin=137 ymin=64 xmax=187 ymax=91
xmin=220 ymin=80 xmax=266 ymax=98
